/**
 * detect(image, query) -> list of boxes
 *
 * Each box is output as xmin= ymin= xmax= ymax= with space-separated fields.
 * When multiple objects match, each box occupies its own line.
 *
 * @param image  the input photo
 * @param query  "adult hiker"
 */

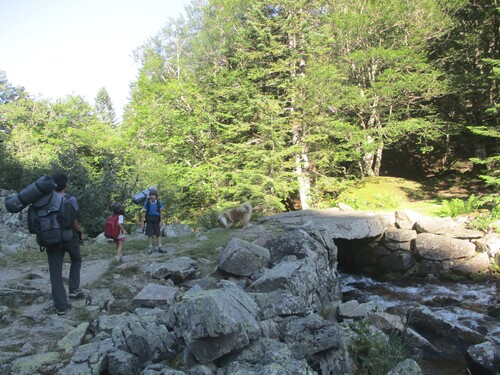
xmin=141 ymin=187 xmax=165 ymax=254
xmin=46 ymin=172 xmax=84 ymax=315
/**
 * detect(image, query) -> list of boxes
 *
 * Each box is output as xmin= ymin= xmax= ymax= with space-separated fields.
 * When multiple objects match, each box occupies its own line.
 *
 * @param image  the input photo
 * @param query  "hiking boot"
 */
xmin=158 ymin=246 xmax=167 ymax=254
xmin=55 ymin=307 xmax=66 ymax=316
xmin=147 ymin=245 xmax=153 ymax=255
xmin=69 ymin=289 xmax=84 ymax=299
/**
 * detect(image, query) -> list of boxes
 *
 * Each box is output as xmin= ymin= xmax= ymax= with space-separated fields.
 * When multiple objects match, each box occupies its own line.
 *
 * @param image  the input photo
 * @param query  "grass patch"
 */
xmin=335 ymin=176 xmax=442 ymax=215
xmin=5 ymin=247 xmax=47 ymax=267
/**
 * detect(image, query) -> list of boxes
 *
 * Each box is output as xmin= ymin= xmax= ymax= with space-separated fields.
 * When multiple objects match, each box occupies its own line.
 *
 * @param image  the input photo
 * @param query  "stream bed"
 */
xmin=340 ymin=273 xmax=499 ymax=375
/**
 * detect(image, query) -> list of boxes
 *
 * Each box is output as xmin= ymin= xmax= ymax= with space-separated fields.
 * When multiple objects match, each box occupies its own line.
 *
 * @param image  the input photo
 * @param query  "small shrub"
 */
xmin=439 ymin=194 xmax=482 ymax=218
xmin=439 ymin=194 xmax=500 ymax=232
xmin=350 ymin=321 xmax=411 ymax=375
xmin=198 ymin=209 xmax=221 ymax=230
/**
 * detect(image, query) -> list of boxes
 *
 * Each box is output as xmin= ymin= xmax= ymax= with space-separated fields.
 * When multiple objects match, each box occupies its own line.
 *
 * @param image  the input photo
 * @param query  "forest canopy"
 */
xmin=1 ymin=0 xmax=498 ymax=236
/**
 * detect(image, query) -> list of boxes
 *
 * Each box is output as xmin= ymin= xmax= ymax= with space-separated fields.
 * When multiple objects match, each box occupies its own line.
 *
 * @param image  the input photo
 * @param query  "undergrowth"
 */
xmin=438 ymin=194 xmax=500 ymax=232
xmin=350 ymin=321 xmax=413 ymax=375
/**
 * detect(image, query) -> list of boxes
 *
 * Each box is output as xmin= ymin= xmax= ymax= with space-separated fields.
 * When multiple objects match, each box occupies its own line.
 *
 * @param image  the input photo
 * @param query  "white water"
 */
xmin=340 ymin=273 xmax=499 ymax=346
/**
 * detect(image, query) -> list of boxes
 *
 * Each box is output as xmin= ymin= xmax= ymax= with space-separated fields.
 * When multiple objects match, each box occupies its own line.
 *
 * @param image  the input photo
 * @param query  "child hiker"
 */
xmin=141 ymin=188 xmax=165 ymax=254
xmin=111 ymin=202 xmax=127 ymax=262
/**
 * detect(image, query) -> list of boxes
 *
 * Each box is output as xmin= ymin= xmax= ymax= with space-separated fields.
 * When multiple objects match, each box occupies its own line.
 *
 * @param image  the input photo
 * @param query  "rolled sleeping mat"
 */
xmin=132 ymin=186 xmax=157 ymax=204
xmin=4 ymin=175 xmax=57 ymax=213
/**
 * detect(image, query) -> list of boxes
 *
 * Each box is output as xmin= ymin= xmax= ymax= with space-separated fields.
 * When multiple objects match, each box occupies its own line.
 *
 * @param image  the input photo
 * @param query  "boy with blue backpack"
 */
xmin=141 ymin=188 xmax=165 ymax=254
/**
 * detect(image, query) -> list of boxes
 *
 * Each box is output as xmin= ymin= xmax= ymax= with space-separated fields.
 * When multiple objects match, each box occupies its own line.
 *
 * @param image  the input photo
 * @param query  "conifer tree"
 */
xmin=95 ymin=87 xmax=117 ymax=126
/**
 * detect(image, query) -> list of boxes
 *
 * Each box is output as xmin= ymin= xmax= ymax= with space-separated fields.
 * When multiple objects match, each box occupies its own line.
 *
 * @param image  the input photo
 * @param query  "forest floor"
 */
xmin=343 ymin=170 xmax=494 ymax=217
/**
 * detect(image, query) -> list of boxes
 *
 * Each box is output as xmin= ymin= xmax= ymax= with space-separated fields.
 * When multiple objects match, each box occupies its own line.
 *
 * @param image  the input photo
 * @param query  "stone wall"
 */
xmin=261 ymin=208 xmax=500 ymax=279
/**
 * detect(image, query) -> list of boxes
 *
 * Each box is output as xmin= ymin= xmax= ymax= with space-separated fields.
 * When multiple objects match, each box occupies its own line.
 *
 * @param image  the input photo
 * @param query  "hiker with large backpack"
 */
xmin=141 ymin=187 xmax=165 ymax=254
xmin=44 ymin=172 xmax=84 ymax=315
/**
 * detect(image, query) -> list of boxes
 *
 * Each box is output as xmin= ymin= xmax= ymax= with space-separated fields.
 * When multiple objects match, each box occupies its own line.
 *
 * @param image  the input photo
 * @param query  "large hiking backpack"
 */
xmin=104 ymin=214 xmax=120 ymax=240
xmin=27 ymin=192 xmax=76 ymax=249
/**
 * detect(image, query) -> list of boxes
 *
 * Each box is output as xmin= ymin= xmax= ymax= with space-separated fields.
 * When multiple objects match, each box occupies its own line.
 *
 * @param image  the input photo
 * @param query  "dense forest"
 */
xmin=0 ymin=0 xmax=498 ymax=236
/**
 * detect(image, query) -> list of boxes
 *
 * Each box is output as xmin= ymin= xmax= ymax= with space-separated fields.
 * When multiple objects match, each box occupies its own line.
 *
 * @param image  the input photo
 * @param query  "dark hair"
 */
xmin=52 ymin=172 xmax=68 ymax=191
xmin=111 ymin=202 xmax=125 ymax=215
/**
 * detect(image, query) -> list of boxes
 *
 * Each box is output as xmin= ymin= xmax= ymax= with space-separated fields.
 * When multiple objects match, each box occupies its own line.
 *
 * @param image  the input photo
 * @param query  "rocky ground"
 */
xmin=0 ymin=222 xmax=274 ymax=373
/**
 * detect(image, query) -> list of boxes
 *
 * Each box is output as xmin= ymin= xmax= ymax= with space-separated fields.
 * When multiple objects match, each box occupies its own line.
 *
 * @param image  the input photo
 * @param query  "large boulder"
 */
xmin=414 ymin=233 xmax=476 ymax=261
xmin=172 ymin=282 xmax=261 ymax=364
xmin=218 ymin=238 xmax=270 ymax=277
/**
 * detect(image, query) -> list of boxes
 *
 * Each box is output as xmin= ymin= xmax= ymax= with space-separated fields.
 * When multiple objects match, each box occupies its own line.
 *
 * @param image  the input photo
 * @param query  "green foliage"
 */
xmin=94 ymin=87 xmax=117 ymax=126
xmin=1 ymin=0 xmax=497 ymax=226
xmin=438 ymin=194 xmax=483 ymax=217
xmin=350 ymin=321 xmax=412 ymax=375
xmin=198 ymin=209 xmax=221 ymax=230
xmin=439 ymin=194 xmax=500 ymax=233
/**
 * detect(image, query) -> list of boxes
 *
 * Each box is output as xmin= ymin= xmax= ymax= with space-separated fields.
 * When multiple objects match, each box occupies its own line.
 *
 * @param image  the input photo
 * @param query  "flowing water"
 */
xmin=340 ymin=273 xmax=499 ymax=375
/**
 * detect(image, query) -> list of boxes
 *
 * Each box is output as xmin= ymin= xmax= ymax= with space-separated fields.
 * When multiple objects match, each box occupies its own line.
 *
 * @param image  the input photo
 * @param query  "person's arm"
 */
xmin=68 ymin=195 xmax=83 ymax=240
xmin=118 ymin=215 xmax=127 ymax=234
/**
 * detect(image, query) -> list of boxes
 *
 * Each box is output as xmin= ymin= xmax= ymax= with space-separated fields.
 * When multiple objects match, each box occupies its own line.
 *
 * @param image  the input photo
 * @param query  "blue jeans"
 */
xmin=46 ymin=237 xmax=82 ymax=310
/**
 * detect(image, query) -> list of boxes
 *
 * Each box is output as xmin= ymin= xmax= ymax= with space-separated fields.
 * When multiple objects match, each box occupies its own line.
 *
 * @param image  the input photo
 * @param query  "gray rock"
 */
xmin=218 ymin=238 xmax=270 ymax=277
xmin=395 ymin=209 xmax=420 ymax=230
xmin=379 ymin=251 xmax=415 ymax=271
xmin=368 ymin=312 xmax=405 ymax=332
xmin=408 ymin=306 xmax=485 ymax=347
xmin=108 ymin=349 xmax=141 ymax=375
xmin=162 ymin=223 xmax=193 ymax=238
xmin=87 ymin=288 xmax=115 ymax=310
xmin=132 ymin=283 xmax=177 ymax=309
xmin=173 ymin=282 xmax=261 ymax=364
xmin=475 ymin=233 xmax=500 ymax=257
xmin=264 ymin=209 xmax=386 ymax=239
xmin=57 ymin=322 xmax=90 ymax=354
xmin=281 ymin=314 xmax=343 ymax=358
xmin=60 ymin=338 xmax=115 ymax=375
xmin=414 ymin=233 xmax=476 ymax=260
xmin=146 ymin=257 xmax=197 ymax=283
xmin=338 ymin=300 xmax=378 ymax=320
xmin=466 ymin=341 xmax=500 ymax=375
xmin=415 ymin=217 xmax=483 ymax=239
xmin=384 ymin=229 xmax=418 ymax=242
xmin=385 ymin=358 xmax=422 ymax=375
xmin=384 ymin=241 xmax=412 ymax=251
xmin=10 ymin=352 xmax=61 ymax=375
xmin=250 ymin=290 xmax=308 ymax=319
xmin=451 ymin=252 xmax=491 ymax=275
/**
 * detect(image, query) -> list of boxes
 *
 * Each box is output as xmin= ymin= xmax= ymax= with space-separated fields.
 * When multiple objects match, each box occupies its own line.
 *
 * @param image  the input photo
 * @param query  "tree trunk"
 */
xmin=296 ymin=149 xmax=311 ymax=210
xmin=374 ymin=142 xmax=383 ymax=176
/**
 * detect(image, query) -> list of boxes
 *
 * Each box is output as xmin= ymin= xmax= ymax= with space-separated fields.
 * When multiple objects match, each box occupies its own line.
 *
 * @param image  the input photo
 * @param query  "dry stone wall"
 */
xmin=261 ymin=208 xmax=499 ymax=279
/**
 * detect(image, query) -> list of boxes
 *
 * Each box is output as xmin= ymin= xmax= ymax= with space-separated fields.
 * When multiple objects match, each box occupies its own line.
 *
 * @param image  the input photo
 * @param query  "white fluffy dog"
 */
xmin=218 ymin=203 xmax=253 ymax=229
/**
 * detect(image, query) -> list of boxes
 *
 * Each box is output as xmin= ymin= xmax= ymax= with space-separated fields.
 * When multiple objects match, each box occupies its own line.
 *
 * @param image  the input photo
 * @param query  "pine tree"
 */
xmin=95 ymin=87 xmax=117 ymax=126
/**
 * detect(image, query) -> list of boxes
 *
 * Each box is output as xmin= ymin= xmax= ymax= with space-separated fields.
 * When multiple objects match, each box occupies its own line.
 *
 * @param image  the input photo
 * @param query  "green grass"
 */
xmin=335 ymin=176 xmax=442 ymax=215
